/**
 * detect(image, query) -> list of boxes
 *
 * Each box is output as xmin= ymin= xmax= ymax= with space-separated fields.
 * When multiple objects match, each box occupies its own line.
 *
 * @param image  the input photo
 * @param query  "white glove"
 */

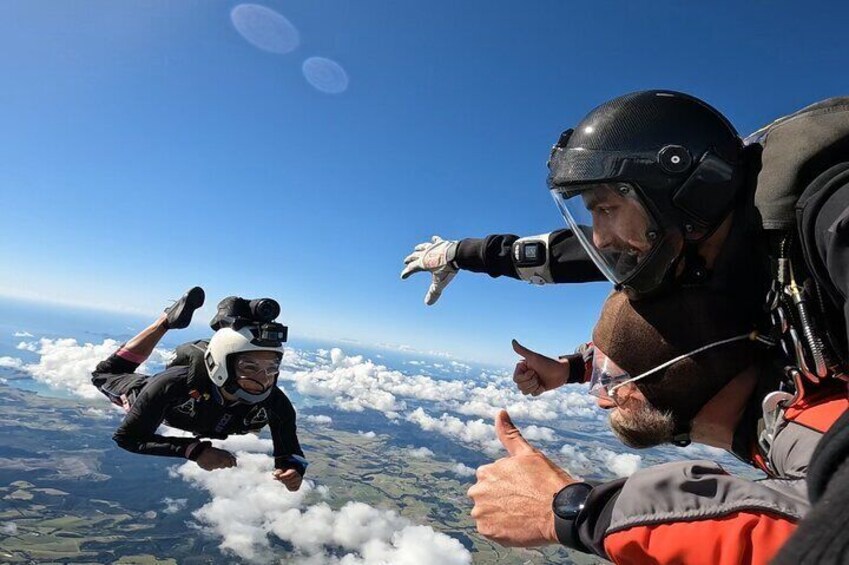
xmin=401 ymin=236 xmax=459 ymax=305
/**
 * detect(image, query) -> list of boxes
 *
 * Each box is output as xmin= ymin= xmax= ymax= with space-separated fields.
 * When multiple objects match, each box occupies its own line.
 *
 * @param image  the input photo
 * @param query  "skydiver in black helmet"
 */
xmin=404 ymin=91 xmax=849 ymax=395
xmin=401 ymin=91 xmax=849 ymax=562
xmin=90 ymin=287 xmax=307 ymax=491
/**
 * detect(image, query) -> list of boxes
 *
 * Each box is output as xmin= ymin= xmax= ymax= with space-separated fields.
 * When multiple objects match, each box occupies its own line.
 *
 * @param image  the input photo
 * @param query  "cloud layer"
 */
xmin=16 ymin=338 xmax=172 ymax=399
xmin=173 ymin=437 xmax=471 ymax=564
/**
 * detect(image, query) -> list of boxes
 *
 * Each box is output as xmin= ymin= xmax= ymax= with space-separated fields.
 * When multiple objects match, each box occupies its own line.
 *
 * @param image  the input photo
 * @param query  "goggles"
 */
xmin=588 ymin=333 xmax=756 ymax=400
xmin=234 ymin=357 xmax=281 ymax=393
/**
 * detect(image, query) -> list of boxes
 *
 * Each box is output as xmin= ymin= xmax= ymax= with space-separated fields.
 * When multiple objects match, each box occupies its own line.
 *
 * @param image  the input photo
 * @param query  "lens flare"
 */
xmin=231 ymin=4 xmax=300 ymax=55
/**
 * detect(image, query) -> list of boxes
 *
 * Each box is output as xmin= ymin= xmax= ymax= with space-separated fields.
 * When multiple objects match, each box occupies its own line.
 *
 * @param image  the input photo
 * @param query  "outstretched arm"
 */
xmin=455 ymin=229 xmax=601 ymax=283
xmin=402 ymin=230 xmax=603 ymax=305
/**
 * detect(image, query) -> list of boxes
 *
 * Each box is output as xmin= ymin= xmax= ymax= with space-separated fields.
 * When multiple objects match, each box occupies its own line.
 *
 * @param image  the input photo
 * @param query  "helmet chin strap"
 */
xmin=620 ymin=233 xmax=690 ymax=300
xmin=679 ymin=242 xmax=711 ymax=285
xmin=671 ymin=421 xmax=692 ymax=447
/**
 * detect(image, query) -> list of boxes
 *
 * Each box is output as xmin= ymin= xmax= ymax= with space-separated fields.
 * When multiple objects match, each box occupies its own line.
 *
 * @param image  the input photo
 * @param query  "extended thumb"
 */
xmin=512 ymin=339 xmax=533 ymax=359
xmin=495 ymin=410 xmax=534 ymax=456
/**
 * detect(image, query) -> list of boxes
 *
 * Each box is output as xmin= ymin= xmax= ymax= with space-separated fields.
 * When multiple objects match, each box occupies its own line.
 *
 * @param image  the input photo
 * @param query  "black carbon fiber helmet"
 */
xmin=548 ymin=90 xmax=744 ymax=298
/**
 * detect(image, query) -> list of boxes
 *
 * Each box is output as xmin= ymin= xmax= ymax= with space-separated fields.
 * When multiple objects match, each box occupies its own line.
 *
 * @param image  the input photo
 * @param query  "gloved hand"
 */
xmin=401 ymin=236 xmax=459 ymax=305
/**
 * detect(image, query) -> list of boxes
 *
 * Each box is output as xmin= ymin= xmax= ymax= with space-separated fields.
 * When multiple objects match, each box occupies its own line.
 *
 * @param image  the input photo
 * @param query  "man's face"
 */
xmin=592 ymin=347 xmax=674 ymax=449
xmin=582 ymin=184 xmax=655 ymax=260
xmin=233 ymin=350 xmax=281 ymax=394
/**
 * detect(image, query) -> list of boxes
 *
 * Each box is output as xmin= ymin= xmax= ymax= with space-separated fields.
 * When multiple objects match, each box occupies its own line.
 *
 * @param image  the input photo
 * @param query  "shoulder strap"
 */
xmin=747 ymin=97 xmax=849 ymax=230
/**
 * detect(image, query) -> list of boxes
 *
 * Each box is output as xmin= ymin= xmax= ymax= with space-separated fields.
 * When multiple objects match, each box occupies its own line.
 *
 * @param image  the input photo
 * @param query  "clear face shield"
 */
xmin=551 ymin=182 xmax=663 ymax=286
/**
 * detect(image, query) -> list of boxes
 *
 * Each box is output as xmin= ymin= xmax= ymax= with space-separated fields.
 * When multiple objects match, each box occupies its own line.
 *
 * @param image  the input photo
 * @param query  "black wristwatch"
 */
xmin=552 ymin=481 xmax=593 ymax=547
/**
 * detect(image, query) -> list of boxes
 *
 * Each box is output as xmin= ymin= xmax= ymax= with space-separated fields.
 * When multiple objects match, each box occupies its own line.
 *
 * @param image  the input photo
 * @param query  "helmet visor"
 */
xmin=548 ymin=145 xmax=659 ymax=186
xmin=551 ymin=182 xmax=662 ymax=285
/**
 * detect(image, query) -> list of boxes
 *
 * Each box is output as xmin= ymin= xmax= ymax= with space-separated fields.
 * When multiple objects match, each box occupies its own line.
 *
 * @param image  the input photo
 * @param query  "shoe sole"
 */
xmin=166 ymin=286 xmax=205 ymax=329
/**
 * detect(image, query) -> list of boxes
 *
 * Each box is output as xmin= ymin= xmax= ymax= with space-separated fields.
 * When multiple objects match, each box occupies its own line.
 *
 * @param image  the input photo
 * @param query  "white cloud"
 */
xmin=21 ymin=338 xmax=120 ymax=399
xmin=602 ymin=451 xmax=642 ymax=478
xmin=521 ymin=424 xmax=557 ymax=443
xmin=450 ymin=463 xmax=476 ymax=478
xmin=304 ymin=415 xmax=333 ymax=426
xmin=212 ymin=433 xmax=273 ymax=454
xmin=173 ymin=449 xmax=470 ymax=564
xmin=16 ymin=341 xmax=37 ymax=352
xmin=280 ymin=349 xmax=469 ymax=418
xmin=1 ymin=522 xmax=17 ymax=535
xmin=0 ymin=356 xmax=23 ymax=369
xmin=452 ymin=381 xmax=601 ymax=423
xmin=404 ymin=408 xmax=555 ymax=455
xmin=162 ymin=497 xmax=188 ymax=514
xmin=18 ymin=338 xmax=175 ymax=400
xmin=405 ymin=408 xmax=500 ymax=454
xmin=358 ymin=431 xmax=376 ymax=439
xmin=449 ymin=361 xmax=471 ymax=373
xmin=83 ymin=407 xmax=118 ymax=420
xmin=559 ymin=444 xmax=642 ymax=479
xmin=405 ymin=447 xmax=434 ymax=459
xmin=279 ymin=348 xmax=604 ymax=442
xmin=558 ymin=445 xmax=595 ymax=478
xmin=679 ymin=442 xmax=729 ymax=460
xmin=13 ymin=331 xmax=34 ymax=338
xmin=159 ymin=424 xmax=195 ymax=439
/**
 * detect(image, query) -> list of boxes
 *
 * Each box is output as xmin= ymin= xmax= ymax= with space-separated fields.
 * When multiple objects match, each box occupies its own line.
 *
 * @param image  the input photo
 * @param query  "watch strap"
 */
xmin=552 ymin=481 xmax=593 ymax=548
xmin=554 ymin=511 xmax=582 ymax=547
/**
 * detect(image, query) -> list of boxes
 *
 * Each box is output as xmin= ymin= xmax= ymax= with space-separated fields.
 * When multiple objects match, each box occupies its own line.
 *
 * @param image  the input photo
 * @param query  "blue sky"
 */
xmin=1 ymin=1 xmax=847 ymax=364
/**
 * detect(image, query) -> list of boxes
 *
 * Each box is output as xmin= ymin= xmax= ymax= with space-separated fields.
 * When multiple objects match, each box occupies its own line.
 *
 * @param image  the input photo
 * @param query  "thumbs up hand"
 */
xmin=512 ymin=340 xmax=570 ymax=396
xmin=467 ymin=411 xmax=575 ymax=547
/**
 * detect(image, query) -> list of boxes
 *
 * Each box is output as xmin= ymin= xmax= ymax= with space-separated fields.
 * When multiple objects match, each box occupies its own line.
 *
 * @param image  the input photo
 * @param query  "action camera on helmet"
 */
xmin=209 ymin=296 xmax=288 ymax=346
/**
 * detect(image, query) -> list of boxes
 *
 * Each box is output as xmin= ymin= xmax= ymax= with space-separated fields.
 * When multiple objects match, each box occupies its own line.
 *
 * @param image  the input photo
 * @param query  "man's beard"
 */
xmin=609 ymin=403 xmax=675 ymax=449
xmin=606 ymin=248 xmax=644 ymax=276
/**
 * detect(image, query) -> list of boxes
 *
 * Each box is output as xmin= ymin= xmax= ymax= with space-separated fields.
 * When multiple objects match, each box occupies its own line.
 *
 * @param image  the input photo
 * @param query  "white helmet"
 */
xmin=204 ymin=326 xmax=284 ymax=404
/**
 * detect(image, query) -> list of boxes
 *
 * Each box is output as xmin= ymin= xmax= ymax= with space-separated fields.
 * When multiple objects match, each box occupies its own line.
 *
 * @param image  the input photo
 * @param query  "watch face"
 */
xmin=553 ymin=482 xmax=593 ymax=519
xmin=524 ymin=243 xmax=539 ymax=260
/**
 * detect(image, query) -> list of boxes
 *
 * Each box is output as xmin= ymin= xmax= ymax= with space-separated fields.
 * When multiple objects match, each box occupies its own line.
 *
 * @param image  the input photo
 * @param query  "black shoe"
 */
xmin=164 ymin=287 xmax=205 ymax=330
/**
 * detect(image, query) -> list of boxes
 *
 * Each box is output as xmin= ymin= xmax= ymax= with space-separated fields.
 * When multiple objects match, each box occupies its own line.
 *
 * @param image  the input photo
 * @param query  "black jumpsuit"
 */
xmin=91 ymin=352 xmax=306 ymax=475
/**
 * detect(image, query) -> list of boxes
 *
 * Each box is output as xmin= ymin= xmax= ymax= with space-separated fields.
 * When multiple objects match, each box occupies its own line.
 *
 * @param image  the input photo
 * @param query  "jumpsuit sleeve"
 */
xmin=560 ymin=342 xmax=594 ymax=384
xmin=112 ymin=373 xmax=200 ymax=458
xmin=565 ymin=461 xmax=807 ymax=565
xmin=454 ymin=229 xmax=603 ymax=282
xmin=266 ymin=389 xmax=307 ymax=476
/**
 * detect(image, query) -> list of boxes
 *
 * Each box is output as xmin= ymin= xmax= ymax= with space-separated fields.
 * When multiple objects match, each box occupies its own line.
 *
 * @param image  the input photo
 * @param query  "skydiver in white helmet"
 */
xmin=91 ymin=287 xmax=306 ymax=491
